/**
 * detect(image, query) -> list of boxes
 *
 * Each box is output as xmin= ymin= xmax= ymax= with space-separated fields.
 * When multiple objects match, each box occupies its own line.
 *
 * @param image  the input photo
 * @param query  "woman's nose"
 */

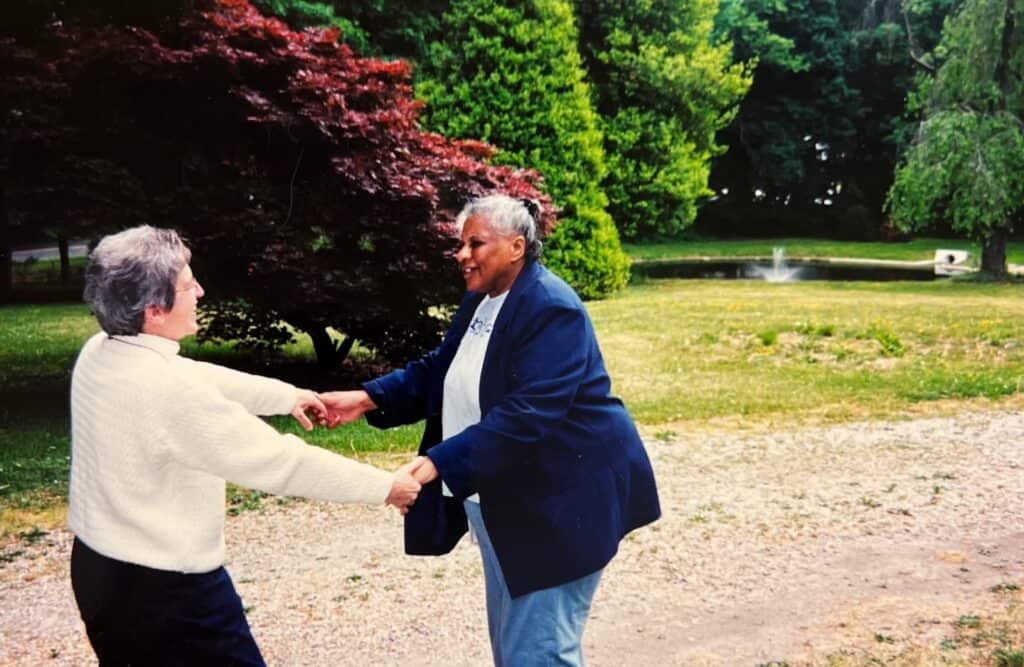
xmin=455 ymin=244 xmax=469 ymax=263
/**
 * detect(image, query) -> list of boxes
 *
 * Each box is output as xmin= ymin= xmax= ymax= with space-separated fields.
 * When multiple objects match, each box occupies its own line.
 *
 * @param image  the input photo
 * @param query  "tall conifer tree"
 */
xmin=419 ymin=0 xmax=629 ymax=298
xmin=574 ymin=0 xmax=752 ymax=240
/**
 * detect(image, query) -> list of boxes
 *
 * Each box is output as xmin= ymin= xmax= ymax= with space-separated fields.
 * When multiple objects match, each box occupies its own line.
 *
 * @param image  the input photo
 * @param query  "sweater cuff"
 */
xmin=277 ymin=383 xmax=300 ymax=416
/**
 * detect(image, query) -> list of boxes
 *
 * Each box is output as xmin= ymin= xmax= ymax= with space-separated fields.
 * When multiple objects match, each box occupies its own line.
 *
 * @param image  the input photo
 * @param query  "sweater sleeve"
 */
xmin=161 ymin=369 xmax=393 ymax=505
xmin=182 ymin=358 xmax=297 ymax=416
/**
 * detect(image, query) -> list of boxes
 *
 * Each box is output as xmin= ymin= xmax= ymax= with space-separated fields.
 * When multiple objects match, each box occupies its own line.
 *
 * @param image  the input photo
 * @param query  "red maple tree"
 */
xmin=1 ymin=0 xmax=553 ymax=365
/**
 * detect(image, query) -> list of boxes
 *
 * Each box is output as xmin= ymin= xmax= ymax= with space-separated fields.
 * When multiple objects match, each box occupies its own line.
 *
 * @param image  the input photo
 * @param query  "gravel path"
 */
xmin=2 ymin=410 xmax=1022 ymax=666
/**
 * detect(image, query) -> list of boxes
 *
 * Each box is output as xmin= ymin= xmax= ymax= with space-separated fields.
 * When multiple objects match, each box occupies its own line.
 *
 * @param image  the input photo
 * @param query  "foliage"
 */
xmin=709 ymin=0 xmax=860 ymax=211
xmin=714 ymin=0 xmax=806 ymax=72
xmin=251 ymin=0 xmax=370 ymax=52
xmin=0 ymin=0 xmax=555 ymax=364
xmin=887 ymin=0 xmax=1024 ymax=275
xmin=251 ymin=0 xmax=448 ymax=60
xmin=704 ymin=0 xmax=955 ymax=240
xmin=418 ymin=0 xmax=629 ymax=298
xmin=573 ymin=0 xmax=752 ymax=241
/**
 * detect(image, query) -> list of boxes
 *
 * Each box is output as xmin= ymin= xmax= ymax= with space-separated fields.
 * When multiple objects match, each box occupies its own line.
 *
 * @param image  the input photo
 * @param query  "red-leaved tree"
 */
xmin=1 ymin=0 xmax=553 ymax=365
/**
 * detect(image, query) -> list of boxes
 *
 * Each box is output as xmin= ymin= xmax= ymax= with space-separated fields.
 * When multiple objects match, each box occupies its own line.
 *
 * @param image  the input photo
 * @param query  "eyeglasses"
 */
xmin=175 ymin=278 xmax=202 ymax=293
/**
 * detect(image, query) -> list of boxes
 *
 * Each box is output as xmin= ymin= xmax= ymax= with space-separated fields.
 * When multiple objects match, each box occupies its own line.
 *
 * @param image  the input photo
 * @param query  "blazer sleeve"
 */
xmin=362 ymin=346 xmax=446 ymax=428
xmin=362 ymin=294 xmax=476 ymax=429
xmin=426 ymin=301 xmax=589 ymax=498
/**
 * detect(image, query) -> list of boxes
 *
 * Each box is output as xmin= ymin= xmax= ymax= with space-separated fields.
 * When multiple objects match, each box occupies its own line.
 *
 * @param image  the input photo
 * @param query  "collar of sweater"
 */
xmin=108 ymin=333 xmax=181 ymax=359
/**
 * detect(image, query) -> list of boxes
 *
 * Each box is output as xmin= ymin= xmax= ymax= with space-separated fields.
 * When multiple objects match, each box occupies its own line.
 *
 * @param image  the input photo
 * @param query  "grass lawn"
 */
xmin=3 ymin=276 xmax=1024 ymax=537
xmin=587 ymin=279 xmax=1024 ymax=428
xmin=12 ymin=256 xmax=88 ymax=287
xmin=623 ymin=236 xmax=1024 ymax=265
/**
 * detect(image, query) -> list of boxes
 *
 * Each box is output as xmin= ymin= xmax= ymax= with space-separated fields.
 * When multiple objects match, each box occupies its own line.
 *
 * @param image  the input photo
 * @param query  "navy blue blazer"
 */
xmin=363 ymin=260 xmax=660 ymax=598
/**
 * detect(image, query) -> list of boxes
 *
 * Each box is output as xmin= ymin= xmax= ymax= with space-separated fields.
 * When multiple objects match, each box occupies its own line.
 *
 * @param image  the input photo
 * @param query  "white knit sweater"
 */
xmin=68 ymin=332 xmax=393 ymax=573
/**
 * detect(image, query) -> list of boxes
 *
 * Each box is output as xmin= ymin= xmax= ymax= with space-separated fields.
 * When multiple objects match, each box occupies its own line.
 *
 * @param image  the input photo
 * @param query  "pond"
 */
xmin=630 ymin=256 xmax=941 ymax=282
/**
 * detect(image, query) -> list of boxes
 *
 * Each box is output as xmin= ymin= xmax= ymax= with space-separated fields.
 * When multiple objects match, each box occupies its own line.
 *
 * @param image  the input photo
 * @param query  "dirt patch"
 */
xmin=1 ymin=410 xmax=1022 ymax=666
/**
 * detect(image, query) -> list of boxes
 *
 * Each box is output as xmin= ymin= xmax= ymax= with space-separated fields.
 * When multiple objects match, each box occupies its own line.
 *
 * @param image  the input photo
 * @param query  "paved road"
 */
xmin=12 ymin=244 xmax=89 ymax=263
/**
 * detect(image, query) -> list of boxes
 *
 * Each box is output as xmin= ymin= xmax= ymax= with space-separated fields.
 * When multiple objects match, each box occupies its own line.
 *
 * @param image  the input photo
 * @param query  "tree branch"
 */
xmin=901 ymin=4 xmax=936 ymax=73
xmin=994 ymin=0 xmax=1016 ymax=105
xmin=285 ymin=145 xmax=304 ymax=226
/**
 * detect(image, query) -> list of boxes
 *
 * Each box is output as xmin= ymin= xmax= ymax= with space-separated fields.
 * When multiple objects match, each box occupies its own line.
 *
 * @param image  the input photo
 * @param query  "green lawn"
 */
xmin=588 ymin=279 xmax=1024 ymax=424
xmin=623 ymin=236 xmax=1024 ymax=265
xmin=12 ymin=256 xmax=87 ymax=287
xmin=3 ymin=277 xmax=1024 ymax=534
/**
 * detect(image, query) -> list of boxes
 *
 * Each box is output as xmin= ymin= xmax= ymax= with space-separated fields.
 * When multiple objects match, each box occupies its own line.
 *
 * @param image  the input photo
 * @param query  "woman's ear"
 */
xmin=510 ymin=235 xmax=526 ymax=262
xmin=142 ymin=304 xmax=166 ymax=333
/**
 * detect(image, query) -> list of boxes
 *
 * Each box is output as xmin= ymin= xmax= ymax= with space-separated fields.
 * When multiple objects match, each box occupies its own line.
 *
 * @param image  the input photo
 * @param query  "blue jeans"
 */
xmin=465 ymin=501 xmax=603 ymax=667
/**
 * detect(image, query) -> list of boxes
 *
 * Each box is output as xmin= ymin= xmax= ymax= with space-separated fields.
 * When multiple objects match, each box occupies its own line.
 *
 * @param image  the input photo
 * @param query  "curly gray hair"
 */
xmin=83 ymin=226 xmax=191 ymax=335
xmin=455 ymin=195 xmax=543 ymax=260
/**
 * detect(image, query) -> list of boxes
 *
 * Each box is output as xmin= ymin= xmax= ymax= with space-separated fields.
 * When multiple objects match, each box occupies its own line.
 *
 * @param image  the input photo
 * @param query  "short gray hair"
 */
xmin=83 ymin=226 xmax=191 ymax=335
xmin=455 ymin=195 xmax=543 ymax=260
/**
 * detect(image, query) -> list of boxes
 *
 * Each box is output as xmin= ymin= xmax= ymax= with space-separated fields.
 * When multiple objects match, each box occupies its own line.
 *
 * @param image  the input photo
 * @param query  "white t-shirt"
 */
xmin=441 ymin=291 xmax=508 ymax=503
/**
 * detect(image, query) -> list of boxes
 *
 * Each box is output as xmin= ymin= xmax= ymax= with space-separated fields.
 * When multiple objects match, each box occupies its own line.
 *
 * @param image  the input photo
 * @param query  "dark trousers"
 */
xmin=70 ymin=537 xmax=265 ymax=666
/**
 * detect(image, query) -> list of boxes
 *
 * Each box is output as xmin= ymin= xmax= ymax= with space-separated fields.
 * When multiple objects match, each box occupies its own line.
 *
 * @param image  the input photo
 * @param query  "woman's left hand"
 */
xmin=291 ymin=390 xmax=328 ymax=431
xmin=402 ymin=456 xmax=439 ymax=484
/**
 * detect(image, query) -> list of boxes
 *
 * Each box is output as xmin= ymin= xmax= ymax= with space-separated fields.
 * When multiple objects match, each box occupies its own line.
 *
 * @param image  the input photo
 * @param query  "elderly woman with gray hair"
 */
xmin=320 ymin=194 xmax=661 ymax=665
xmin=68 ymin=225 xmax=420 ymax=666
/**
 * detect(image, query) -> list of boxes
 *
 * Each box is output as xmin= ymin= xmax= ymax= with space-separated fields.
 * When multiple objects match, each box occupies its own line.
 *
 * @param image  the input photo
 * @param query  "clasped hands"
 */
xmin=290 ymin=389 xmax=439 ymax=515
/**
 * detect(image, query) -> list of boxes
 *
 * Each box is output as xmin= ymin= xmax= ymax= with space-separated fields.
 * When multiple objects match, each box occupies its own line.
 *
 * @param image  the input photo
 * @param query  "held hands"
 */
xmin=401 ymin=456 xmax=439 ymax=485
xmin=293 ymin=388 xmax=429 ymax=514
xmin=317 ymin=390 xmax=377 ymax=427
xmin=384 ymin=458 xmax=438 ymax=515
xmin=386 ymin=469 xmax=421 ymax=515
xmin=292 ymin=389 xmax=422 ymax=514
xmin=291 ymin=390 xmax=328 ymax=431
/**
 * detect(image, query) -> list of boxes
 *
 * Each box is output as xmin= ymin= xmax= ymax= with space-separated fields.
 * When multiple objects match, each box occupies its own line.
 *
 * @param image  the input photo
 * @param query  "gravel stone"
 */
xmin=1 ymin=410 xmax=1022 ymax=665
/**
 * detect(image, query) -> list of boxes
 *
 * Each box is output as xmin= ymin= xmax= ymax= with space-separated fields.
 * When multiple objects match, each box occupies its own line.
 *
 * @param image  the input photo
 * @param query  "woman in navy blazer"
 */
xmin=321 ymin=195 xmax=660 ymax=665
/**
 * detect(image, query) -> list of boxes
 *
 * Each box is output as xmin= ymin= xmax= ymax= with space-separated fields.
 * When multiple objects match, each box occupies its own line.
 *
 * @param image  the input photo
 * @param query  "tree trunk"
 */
xmin=981 ymin=228 xmax=1008 ymax=277
xmin=291 ymin=314 xmax=358 ymax=370
xmin=305 ymin=325 xmax=339 ymax=369
xmin=0 ymin=181 xmax=10 ymax=304
xmin=982 ymin=0 xmax=1014 ymax=281
xmin=995 ymin=0 xmax=1016 ymax=100
xmin=58 ymin=234 xmax=70 ymax=285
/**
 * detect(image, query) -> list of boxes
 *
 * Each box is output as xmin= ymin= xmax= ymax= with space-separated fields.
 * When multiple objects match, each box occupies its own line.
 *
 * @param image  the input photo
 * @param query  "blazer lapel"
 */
xmin=479 ymin=260 xmax=542 ymax=412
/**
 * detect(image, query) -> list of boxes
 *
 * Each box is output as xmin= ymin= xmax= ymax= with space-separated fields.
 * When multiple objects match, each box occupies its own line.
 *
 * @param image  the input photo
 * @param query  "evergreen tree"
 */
xmin=252 ymin=0 xmax=447 ymax=60
xmin=574 ymin=0 xmax=752 ymax=241
xmin=418 ymin=0 xmax=629 ymax=298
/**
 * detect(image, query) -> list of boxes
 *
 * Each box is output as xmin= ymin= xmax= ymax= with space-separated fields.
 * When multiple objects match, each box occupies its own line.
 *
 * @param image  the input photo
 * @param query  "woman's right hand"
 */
xmin=385 ymin=469 xmax=420 ymax=515
xmin=317 ymin=390 xmax=377 ymax=427
xmin=404 ymin=456 xmax=439 ymax=484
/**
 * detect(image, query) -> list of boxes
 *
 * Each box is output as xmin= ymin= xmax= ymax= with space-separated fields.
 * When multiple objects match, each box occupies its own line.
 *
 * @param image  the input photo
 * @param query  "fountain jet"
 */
xmin=750 ymin=247 xmax=801 ymax=282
